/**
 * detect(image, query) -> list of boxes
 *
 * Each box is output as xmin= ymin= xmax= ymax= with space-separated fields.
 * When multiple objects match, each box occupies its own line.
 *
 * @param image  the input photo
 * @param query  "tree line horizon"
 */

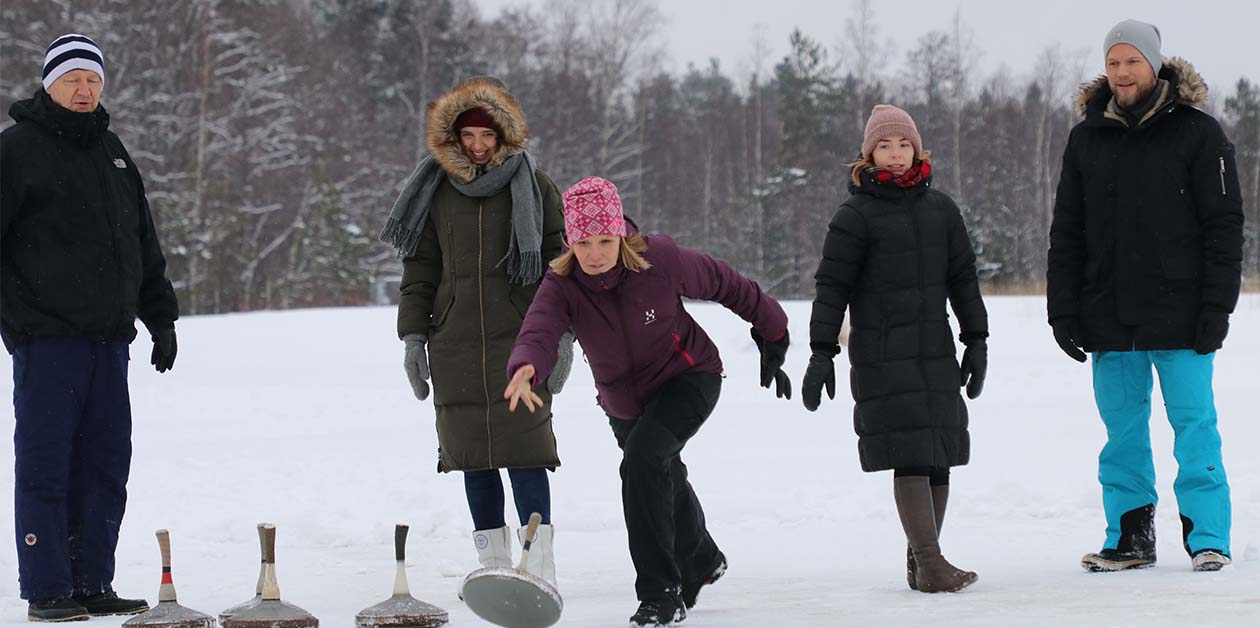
xmin=2 ymin=0 xmax=1256 ymax=314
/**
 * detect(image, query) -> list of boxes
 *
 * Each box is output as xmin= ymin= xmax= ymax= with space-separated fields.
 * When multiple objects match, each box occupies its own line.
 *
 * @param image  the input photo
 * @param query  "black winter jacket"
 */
xmin=0 ymin=91 xmax=178 ymax=352
xmin=1047 ymin=58 xmax=1244 ymax=351
xmin=810 ymin=169 xmax=988 ymax=472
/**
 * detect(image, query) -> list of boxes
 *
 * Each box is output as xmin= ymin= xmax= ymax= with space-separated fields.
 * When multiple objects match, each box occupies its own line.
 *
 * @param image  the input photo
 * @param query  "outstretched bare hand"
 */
xmin=504 ymin=364 xmax=543 ymax=413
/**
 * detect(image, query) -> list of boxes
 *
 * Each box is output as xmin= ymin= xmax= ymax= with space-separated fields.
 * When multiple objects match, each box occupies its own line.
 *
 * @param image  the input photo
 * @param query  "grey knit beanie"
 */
xmin=1104 ymin=19 xmax=1162 ymax=76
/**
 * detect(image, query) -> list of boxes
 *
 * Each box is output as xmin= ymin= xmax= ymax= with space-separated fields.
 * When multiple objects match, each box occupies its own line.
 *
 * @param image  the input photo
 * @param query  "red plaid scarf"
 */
xmin=870 ymin=160 xmax=932 ymax=188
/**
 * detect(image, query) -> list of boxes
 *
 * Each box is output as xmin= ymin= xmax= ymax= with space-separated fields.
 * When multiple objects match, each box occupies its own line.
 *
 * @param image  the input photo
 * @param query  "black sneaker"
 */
xmin=71 ymin=592 xmax=149 ymax=616
xmin=27 ymin=598 xmax=89 ymax=622
xmin=681 ymin=551 xmax=727 ymax=609
xmin=628 ymin=594 xmax=687 ymax=627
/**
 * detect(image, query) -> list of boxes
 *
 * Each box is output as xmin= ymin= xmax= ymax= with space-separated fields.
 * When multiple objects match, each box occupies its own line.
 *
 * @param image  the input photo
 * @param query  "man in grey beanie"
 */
xmin=1047 ymin=19 xmax=1244 ymax=574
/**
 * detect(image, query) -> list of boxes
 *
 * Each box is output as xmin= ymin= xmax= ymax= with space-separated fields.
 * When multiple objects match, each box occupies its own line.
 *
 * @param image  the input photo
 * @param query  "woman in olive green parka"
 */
xmin=382 ymin=76 xmax=567 ymax=582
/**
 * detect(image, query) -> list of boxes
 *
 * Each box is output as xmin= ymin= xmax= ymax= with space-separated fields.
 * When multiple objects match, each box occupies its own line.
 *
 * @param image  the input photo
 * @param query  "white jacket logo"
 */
xmin=643 ymin=309 xmax=656 ymax=325
xmin=113 ymin=158 xmax=127 ymax=169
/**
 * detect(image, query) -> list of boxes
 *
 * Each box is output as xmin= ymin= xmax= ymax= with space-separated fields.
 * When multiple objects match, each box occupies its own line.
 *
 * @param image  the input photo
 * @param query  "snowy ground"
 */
xmin=1 ymin=295 xmax=1258 ymax=628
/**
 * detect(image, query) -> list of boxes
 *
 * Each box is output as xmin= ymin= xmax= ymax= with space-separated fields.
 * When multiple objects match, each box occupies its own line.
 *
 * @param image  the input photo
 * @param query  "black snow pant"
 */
xmin=608 ymin=371 xmax=723 ymax=602
xmin=12 ymin=337 xmax=132 ymax=601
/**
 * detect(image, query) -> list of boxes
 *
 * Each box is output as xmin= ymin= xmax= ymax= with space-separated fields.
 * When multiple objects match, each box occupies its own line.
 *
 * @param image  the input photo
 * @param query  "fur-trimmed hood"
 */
xmin=426 ymin=76 xmax=529 ymax=183
xmin=1074 ymin=56 xmax=1208 ymax=117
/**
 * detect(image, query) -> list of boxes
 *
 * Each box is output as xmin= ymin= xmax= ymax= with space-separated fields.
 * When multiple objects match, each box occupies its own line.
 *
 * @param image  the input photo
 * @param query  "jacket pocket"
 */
xmin=1158 ymin=237 xmax=1200 ymax=279
xmin=507 ymin=284 xmax=537 ymax=321
xmin=1216 ymin=144 xmax=1236 ymax=197
xmin=431 ymin=222 xmax=457 ymax=329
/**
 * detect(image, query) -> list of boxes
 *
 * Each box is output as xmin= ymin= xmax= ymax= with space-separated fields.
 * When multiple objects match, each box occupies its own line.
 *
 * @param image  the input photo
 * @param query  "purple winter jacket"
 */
xmin=507 ymin=235 xmax=788 ymax=420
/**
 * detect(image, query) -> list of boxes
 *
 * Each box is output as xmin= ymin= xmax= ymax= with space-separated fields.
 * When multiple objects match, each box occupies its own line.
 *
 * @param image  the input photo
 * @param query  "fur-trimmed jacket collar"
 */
xmin=426 ymin=77 xmax=529 ymax=183
xmin=1074 ymin=56 xmax=1208 ymax=119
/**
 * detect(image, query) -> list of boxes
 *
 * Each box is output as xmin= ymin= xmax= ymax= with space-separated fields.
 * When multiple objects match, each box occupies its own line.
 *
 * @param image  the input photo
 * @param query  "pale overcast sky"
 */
xmin=474 ymin=0 xmax=1257 ymax=96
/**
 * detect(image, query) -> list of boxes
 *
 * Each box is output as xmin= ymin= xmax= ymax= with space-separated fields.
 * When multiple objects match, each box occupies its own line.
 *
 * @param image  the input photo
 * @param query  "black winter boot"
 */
xmin=895 ymin=477 xmax=976 ymax=593
xmin=628 ymin=592 xmax=687 ymax=627
xmin=26 ymin=598 xmax=89 ymax=622
xmin=681 ymin=550 xmax=726 ymax=609
xmin=71 ymin=591 xmax=149 ymax=616
xmin=1082 ymin=504 xmax=1156 ymax=572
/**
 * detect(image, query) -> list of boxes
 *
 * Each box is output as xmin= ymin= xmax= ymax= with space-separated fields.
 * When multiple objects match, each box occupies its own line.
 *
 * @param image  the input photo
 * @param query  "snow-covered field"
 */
xmin=1 ymin=295 xmax=1257 ymax=628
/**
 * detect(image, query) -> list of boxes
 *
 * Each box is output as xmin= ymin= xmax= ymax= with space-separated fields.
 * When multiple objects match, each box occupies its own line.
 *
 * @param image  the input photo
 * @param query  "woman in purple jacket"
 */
xmin=504 ymin=176 xmax=791 ymax=627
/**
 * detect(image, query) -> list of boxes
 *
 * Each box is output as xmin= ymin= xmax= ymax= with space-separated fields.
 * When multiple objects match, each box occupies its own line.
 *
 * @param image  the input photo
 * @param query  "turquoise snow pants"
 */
xmin=1092 ymin=350 xmax=1230 ymax=556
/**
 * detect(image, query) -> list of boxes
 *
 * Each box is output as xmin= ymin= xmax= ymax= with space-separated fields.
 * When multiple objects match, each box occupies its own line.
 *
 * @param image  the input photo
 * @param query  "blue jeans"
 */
xmin=12 ymin=337 xmax=132 ymax=600
xmin=463 ymin=467 xmax=551 ymax=531
xmin=1092 ymin=350 xmax=1230 ymax=556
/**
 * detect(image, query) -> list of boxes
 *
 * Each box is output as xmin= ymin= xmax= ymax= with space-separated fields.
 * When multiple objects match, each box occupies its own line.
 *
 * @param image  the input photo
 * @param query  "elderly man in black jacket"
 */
xmin=1 ymin=34 xmax=178 ymax=621
xmin=1047 ymin=20 xmax=1244 ymax=574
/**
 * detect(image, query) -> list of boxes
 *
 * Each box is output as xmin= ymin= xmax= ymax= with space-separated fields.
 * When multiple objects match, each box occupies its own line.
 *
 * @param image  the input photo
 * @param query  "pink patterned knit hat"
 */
xmin=562 ymin=176 xmax=627 ymax=244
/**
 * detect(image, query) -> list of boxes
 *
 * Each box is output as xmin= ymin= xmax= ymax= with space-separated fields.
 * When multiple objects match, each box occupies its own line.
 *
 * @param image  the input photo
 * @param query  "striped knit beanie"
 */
xmin=43 ymin=34 xmax=105 ymax=91
xmin=562 ymin=177 xmax=627 ymax=244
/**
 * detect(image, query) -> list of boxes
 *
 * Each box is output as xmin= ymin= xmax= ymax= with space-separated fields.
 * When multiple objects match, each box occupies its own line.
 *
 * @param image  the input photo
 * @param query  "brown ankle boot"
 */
xmin=908 ymin=484 xmax=950 ymax=590
xmin=895 ymin=477 xmax=976 ymax=593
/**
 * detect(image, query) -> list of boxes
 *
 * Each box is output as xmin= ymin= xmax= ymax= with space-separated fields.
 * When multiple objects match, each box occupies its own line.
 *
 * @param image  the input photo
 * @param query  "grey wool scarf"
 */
xmin=380 ymin=151 xmax=545 ymax=285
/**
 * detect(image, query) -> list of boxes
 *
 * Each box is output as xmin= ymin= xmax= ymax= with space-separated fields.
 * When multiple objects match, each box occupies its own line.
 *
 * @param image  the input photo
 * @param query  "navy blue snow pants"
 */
xmin=11 ymin=337 xmax=132 ymax=601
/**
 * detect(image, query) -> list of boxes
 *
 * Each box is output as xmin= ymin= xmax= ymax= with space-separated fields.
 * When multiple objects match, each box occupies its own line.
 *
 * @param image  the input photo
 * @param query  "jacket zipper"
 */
xmin=907 ymin=198 xmax=932 ymax=397
xmin=96 ymin=147 xmax=126 ymax=338
xmin=478 ymin=201 xmax=493 ymax=466
xmin=608 ymin=284 xmax=642 ymax=408
xmin=1219 ymin=157 xmax=1227 ymax=196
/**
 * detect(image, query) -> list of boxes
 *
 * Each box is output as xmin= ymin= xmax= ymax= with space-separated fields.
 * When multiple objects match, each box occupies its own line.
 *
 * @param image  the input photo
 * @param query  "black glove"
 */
xmin=1193 ymin=310 xmax=1229 ymax=355
xmin=151 ymin=327 xmax=177 ymax=373
xmin=801 ymin=352 xmax=836 ymax=412
xmin=959 ymin=340 xmax=987 ymax=400
xmin=751 ymin=328 xmax=792 ymax=399
xmin=1052 ymin=318 xmax=1086 ymax=363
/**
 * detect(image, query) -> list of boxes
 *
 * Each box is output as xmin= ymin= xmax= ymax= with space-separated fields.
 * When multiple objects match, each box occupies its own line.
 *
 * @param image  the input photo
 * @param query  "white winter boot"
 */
xmin=473 ymin=525 xmax=513 ymax=569
xmin=517 ymin=524 xmax=556 ymax=585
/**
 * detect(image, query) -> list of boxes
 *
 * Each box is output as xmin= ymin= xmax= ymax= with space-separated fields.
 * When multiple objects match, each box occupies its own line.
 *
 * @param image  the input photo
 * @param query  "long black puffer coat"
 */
xmin=810 ymin=168 xmax=988 ymax=472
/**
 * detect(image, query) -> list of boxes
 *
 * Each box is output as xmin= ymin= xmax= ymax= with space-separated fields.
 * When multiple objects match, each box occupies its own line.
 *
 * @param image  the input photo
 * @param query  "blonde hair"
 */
xmin=849 ymin=150 xmax=932 ymax=187
xmin=550 ymin=233 xmax=652 ymax=276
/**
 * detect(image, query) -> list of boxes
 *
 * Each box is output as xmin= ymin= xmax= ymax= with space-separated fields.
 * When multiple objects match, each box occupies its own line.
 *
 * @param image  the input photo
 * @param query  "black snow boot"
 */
xmin=27 ymin=598 xmax=89 ymax=622
xmin=1082 ymin=504 xmax=1156 ymax=572
xmin=681 ymin=550 xmax=726 ymax=609
xmin=1191 ymin=549 xmax=1231 ymax=572
xmin=71 ymin=591 xmax=149 ymax=616
xmin=628 ymin=593 xmax=687 ymax=627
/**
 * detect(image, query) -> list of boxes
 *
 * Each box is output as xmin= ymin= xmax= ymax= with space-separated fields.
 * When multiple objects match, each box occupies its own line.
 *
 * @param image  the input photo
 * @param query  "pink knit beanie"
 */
xmin=862 ymin=104 xmax=923 ymax=161
xmin=562 ymin=176 xmax=627 ymax=244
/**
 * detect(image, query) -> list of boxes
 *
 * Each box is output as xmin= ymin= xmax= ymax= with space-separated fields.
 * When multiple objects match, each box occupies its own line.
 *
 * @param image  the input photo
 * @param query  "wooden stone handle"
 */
xmin=260 ymin=524 xmax=280 ymax=601
xmin=156 ymin=529 xmax=172 ymax=569
xmin=156 ymin=529 xmax=177 ymax=603
xmin=395 ymin=524 xmax=409 ymax=562
xmin=516 ymin=513 xmax=543 ymax=571
xmin=261 ymin=524 xmax=277 ymax=564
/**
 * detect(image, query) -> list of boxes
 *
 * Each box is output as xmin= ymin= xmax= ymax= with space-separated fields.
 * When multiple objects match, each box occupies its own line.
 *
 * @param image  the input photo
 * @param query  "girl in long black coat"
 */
xmin=802 ymin=104 xmax=989 ymax=593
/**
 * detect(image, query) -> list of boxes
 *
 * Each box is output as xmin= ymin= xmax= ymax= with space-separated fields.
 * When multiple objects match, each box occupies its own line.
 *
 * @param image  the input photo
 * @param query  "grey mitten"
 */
xmin=547 ymin=331 xmax=576 ymax=394
xmin=403 ymin=334 xmax=431 ymax=401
